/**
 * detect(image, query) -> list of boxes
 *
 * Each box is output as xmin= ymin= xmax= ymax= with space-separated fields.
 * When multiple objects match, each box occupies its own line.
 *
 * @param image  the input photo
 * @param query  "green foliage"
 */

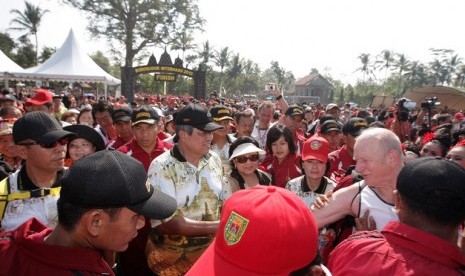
xmin=0 ymin=32 xmax=16 ymax=57
xmin=9 ymin=1 xmax=49 ymax=64
xmin=38 ymin=46 xmax=56 ymax=63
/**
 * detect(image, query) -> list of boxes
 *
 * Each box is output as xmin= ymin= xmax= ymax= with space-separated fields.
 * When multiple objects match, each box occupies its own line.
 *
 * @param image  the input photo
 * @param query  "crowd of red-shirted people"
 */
xmin=0 ymin=84 xmax=465 ymax=276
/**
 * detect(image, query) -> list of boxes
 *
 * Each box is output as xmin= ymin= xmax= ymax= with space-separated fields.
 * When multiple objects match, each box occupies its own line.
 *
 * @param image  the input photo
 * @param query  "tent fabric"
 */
xmin=402 ymin=86 xmax=465 ymax=111
xmin=10 ymin=29 xmax=120 ymax=85
xmin=0 ymin=49 xmax=24 ymax=74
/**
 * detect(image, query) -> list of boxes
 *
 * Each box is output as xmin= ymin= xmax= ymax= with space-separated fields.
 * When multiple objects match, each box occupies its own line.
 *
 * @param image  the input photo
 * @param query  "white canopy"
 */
xmin=10 ymin=29 xmax=120 ymax=85
xmin=1 ymin=50 xmax=24 ymax=88
xmin=0 ymin=50 xmax=24 ymax=73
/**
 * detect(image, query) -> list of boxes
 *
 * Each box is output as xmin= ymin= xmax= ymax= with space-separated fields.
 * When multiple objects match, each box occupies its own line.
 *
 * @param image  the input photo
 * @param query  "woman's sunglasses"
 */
xmin=17 ymin=137 xmax=69 ymax=149
xmin=235 ymin=154 xmax=260 ymax=164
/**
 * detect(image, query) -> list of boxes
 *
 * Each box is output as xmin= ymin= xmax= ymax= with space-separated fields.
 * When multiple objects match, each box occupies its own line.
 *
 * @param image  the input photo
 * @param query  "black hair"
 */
xmin=266 ymin=125 xmax=296 ymax=155
xmin=318 ymin=114 xmax=335 ymax=125
xmin=401 ymin=190 xmax=465 ymax=227
xmin=91 ymin=100 xmax=114 ymax=121
xmin=57 ymin=198 xmax=121 ymax=231
xmin=235 ymin=110 xmax=254 ymax=124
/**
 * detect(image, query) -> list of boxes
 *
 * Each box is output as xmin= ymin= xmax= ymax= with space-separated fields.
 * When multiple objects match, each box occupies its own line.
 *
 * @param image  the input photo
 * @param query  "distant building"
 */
xmin=285 ymin=73 xmax=334 ymax=105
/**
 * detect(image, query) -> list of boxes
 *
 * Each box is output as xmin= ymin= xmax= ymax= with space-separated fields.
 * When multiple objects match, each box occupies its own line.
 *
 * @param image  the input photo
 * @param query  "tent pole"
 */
xmin=105 ymin=84 xmax=108 ymax=100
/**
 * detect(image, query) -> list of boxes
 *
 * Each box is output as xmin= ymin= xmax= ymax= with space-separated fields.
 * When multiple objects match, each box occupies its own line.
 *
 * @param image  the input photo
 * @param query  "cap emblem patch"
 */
xmin=224 ymin=211 xmax=249 ymax=245
xmin=310 ymin=140 xmax=322 ymax=150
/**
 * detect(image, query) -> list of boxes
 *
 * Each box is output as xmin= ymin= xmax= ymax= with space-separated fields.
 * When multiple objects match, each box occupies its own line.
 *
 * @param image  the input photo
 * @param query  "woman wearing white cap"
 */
xmin=222 ymin=137 xmax=271 ymax=200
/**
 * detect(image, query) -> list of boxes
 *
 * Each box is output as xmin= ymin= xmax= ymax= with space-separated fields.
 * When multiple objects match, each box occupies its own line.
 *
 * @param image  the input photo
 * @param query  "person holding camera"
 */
xmin=389 ymin=98 xmax=412 ymax=143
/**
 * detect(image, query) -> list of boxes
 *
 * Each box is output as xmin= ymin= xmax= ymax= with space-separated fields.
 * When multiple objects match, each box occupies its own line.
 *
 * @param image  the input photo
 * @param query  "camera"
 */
xmin=420 ymin=97 xmax=440 ymax=109
xmin=265 ymin=83 xmax=275 ymax=91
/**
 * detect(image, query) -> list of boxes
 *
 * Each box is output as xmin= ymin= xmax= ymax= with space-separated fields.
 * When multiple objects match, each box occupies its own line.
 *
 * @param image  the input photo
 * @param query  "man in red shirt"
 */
xmin=283 ymin=106 xmax=307 ymax=154
xmin=107 ymin=106 xmax=134 ymax=150
xmin=0 ymin=150 xmax=176 ymax=276
xmin=117 ymin=105 xmax=173 ymax=275
xmin=327 ymin=117 xmax=367 ymax=182
xmin=328 ymin=157 xmax=465 ymax=275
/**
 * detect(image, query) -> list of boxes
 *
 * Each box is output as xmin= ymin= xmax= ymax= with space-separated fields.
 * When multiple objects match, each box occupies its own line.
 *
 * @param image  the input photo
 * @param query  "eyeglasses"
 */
xmin=18 ymin=137 xmax=69 ymax=149
xmin=235 ymin=154 xmax=260 ymax=164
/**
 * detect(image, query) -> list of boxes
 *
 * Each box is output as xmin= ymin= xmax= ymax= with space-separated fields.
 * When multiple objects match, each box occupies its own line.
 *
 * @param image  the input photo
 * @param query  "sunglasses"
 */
xmin=18 ymin=137 xmax=69 ymax=149
xmin=235 ymin=154 xmax=260 ymax=164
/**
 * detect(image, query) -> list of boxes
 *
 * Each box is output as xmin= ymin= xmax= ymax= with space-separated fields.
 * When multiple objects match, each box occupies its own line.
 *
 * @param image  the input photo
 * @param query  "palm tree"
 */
xmin=9 ymin=1 xmax=49 ymax=65
xmin=171 ymin=31 xmax=196 ymax=61
xmin=356 ymin=53 xmax=374 ymax=83
xmin=375 ymin=50 xmax=394 ymax=83
xmin=393 ymin=53 xmax=410 ymax=94
xmin=227 ymin=54 xmax=243 ymax=94
xmin=197 ymin=41 xmax=215 ymax=66
xmin=214 ymin=47 xmax=230 ymax=96
xmin=446 ymin=54 xmax=462 ymax=86
xmin=455 ymin=65 xmax=465 ymax=88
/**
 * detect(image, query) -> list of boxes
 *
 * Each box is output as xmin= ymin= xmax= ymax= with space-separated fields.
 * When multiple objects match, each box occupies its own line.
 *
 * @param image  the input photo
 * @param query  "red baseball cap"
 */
xmin=454 ymin=112 xmax=464 ymax=121
xmin=187 ymin=186 xmax=318 ymax=276
xmin=25 ymin=89 xmax=53 ymax=106
xmin=301 ymin=136 xmax=329 ymax=163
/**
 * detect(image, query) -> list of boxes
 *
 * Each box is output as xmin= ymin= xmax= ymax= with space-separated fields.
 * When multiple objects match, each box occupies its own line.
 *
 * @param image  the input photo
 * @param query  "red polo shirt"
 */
xmin=328 ymin=221 xmax=465 ymax=275
xmin=117 ymin=138 xmax=173 ymax=171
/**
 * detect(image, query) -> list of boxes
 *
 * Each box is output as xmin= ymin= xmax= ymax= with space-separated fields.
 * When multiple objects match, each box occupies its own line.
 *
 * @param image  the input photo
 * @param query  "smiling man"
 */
xmin=147 ymin=102 xmax=225 ymax=275
xmin=0 ymin=111 xmax=76 ymax=232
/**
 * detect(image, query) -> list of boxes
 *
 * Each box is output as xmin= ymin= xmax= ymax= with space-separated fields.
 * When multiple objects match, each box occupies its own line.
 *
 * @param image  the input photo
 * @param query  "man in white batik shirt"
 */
xmin=146 ymin=102 xmax=225 ymax=276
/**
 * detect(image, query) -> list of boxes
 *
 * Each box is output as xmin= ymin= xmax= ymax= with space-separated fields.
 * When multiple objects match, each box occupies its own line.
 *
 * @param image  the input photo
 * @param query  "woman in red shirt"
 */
xmin=261 ymin=125 xmax=302 ymax=188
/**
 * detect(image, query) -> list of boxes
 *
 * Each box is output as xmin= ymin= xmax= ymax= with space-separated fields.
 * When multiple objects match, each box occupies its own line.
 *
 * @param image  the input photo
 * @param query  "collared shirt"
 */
xmin=328 ymin=221 xmax=465 ymax=275
xmin=210 ymin=134 xmax=237 ymax=175
xmin=117 ymin=138 xmax=173 ymax=171
xmin=1 ymin=165 xmax=64 ymax=231
xmin=261 ymin=153 xmax=302 ymax=188
xmin=0 ymin=218 xmax=114 ymax=275
xmin=148 ymin=145 xmax=224 ymax=225
xmin=327 ymin=144 xmax=355 ymax=182
xmin=107 ymin=136 xmax=132 ymax=150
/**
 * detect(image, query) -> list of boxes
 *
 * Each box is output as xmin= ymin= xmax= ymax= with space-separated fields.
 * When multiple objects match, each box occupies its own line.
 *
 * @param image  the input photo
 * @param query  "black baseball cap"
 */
xmin=397 ymin=157 xmax=465 ymax=210
xmin=113 ymin=106 xmax=132 ymax=123
xmin=320 ymin=120 xmax=342 ymax=134
xmin=175 ymin=103 xmax=223 ymax=131
xmin=60 ymin=150 xmax=177 ymax=220
xmin=131 ymin=106 xmax=160 ymax=126
xmin=210 ymin=105 xmax=233 ymax=121
xmin=285 ymin=106 xmax=304 ymax=117
xmin=342 ymin=117 xmax=368 ymax=137
xmin=13 ymin=111 xmax=76 ymax=144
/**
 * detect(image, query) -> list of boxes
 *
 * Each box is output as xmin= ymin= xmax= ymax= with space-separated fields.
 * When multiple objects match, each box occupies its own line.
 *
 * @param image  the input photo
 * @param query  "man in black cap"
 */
xmin=0 ymin=150 xmax=177 ymax=275
xmin=116 ymin=105 xmax=173 ymax=275
xmin=210 ymin=105 xmax=236 ymax=174
xmin=147 ymin=102 xmax=225 ymax=275
xmin=107 ymin=106 xmax=134 ymax=150
xmin=283 ymin=105 xmax=307 ymax=154
xmin=326 ymin=117 xmax=368 ymax=182
xmin=319 ymin=120 xmax=342 ymax=153
xmin=0 ymin=111 xmax=76 ymax=232
xmin=328 ymin=157 xmax=465 ymax=275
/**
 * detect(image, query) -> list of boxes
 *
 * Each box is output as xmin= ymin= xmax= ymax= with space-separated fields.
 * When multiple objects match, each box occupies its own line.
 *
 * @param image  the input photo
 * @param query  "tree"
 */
xmin=375 ymin=50 xmax=394 ymax=83
xmin=63 ymin=1 xmax=203 ymax=67
xmin=0 ymin=32 xmax=16 ymax=57
xmin=64 ymin=0 xmax=203 ymax=99
xmin=38 ymin=46 xmax=55 ymax=63
xmin=197 ymin=41 xmax=215 ymax=66
xmin=214 ymin=47 xmax=230 ymax=96
xmin=356 ymin=53 xmax=375 ymax=82
xmin=90 ymin=51 xmax=111 ymax=73
xmin=9 ymin=1 xmax=49 ymax=65
xmin=13 ymin=36 xmax=36 ymax=68
xmin=227 ymin=54 xmax=243 ymax=94
xmin=392 ymin=53 xmax=410 ymax=94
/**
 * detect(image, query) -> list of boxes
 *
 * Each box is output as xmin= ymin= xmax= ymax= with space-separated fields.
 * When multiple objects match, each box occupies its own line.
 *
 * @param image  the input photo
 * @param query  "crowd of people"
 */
xmin=0 ymin=84 xmax=465 ymax=275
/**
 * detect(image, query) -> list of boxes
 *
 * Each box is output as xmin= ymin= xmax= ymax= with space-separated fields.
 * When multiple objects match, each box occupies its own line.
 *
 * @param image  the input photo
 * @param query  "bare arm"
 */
xmin=311 ymin=184 xmax=360 ymax=228
xmin=155 ymin=215 xmax=219 ymax=237
xmin=274 ymin=86 xmax=289 ymax=112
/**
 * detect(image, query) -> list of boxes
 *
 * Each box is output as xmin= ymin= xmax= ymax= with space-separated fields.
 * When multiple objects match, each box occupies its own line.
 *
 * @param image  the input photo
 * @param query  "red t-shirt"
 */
xmin=0 ymin=218 xmax=114 ymax=275
xmin=328 ymin=221 xmax=465 ymax=275
xmin=327 ymin=145 xmax=355 ymax=182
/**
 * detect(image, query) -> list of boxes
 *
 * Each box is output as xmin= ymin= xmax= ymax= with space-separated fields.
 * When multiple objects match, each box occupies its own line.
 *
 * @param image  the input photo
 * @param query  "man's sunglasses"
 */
xmin=17 ymin=137 xmax=69 ymax=149
xmin=235 ymin=154 xmax=260 ymax=164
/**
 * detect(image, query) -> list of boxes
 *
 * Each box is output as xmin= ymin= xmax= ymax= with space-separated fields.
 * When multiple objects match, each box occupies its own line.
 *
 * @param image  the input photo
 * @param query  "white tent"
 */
xmin=10 ymin=29 xmax=120 ymax=87
xmin=0 ymin=50 xmax=24 ymax=88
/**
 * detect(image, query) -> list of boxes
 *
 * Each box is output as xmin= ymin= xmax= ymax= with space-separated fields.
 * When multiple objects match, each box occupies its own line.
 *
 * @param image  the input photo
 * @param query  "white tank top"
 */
xmin=359 ymin=184 xmax=398 ymax=230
